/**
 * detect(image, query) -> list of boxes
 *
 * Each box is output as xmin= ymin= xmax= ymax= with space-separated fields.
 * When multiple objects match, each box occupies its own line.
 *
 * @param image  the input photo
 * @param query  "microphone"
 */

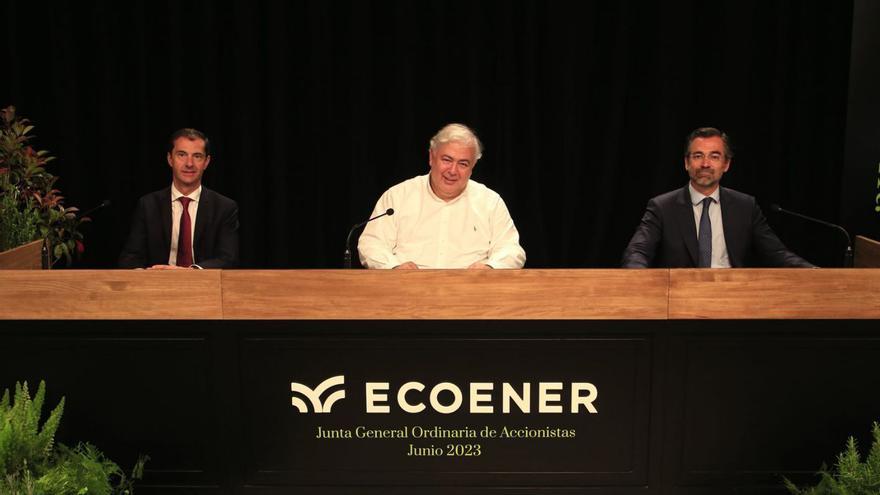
xmin=769 ymin=204 xmax=852 ymax=267
xmin=78 ymin=199 xmax=112 ymax=218
xmin=344 ymin=208 xmax=394 ymax=268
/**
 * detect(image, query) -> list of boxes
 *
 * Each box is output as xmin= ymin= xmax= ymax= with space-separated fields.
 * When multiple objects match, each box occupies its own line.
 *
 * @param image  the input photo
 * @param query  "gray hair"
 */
xmin=429 ymin=123 xmax=483 ymax=161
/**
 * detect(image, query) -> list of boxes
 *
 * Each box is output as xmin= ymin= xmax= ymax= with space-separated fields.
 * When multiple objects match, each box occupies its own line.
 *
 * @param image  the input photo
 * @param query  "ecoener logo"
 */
xmin=291 ymin=376 xmax=346 ymax=413
xmin=290 ymin=375 xmax=598 ymax=414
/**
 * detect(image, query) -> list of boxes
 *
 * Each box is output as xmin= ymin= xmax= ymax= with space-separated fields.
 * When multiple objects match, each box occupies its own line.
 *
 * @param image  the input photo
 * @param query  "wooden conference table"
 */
xmin=1 ymin=269 xmax=878 ymax=494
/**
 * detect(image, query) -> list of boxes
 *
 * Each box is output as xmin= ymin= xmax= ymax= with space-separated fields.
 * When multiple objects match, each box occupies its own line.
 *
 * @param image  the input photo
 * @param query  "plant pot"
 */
xmin=0 ymin=239 xmax=45 ymax=269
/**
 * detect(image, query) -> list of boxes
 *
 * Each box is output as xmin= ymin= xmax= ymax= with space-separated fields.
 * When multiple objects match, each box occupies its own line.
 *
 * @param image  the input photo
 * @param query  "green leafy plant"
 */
xmin=0 ymin=380 xmax=147 ymax=495
xmin=0 ymin=106 xmax=88 ymax=265
xmin=784 ymin=421 xmax=880 ymax=494
xmin=0 ymin=188 xmax=41 ymax=254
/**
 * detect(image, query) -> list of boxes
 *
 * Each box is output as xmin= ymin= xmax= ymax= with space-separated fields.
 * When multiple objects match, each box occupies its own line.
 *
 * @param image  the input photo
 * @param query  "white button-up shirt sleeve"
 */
xmin=484 ymin=194 xmax=526 ymax=269
xmin=357 ymin=188 xmax=404 ymax=269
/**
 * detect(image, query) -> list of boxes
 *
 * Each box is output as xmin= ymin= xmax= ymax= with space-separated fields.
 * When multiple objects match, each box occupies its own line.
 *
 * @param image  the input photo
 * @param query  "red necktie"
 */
xmin=176 ymin=197 xmax=193 ymax=267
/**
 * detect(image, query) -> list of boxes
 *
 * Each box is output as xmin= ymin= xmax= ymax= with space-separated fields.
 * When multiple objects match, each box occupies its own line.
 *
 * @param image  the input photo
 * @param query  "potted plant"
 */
xmin=0 ymin=106 xmax=88 ymax=266
xmin=0 ymin=380 xmax=147 ymax=494
xmin=784 ymin=421 xmax=880 ymax=494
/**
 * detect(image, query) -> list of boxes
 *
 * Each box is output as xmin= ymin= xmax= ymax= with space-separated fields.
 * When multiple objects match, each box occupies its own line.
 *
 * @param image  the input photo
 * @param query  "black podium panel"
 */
xmin=241 ymin=332 xmax=651 ymax=487
xmin=664 ymin=330 xmax=880 ymax=491
xmin=1 ymin=320 xmax=878 ymax=494
xmin=0 ymin=323 xmax=219 ymax=486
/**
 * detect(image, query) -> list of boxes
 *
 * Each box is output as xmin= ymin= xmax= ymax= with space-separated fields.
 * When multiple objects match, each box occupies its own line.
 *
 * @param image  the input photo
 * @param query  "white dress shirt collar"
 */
xmin=688 ymin=183 xmax=720 ymax=205
xmin=425 ymin=176 xmax=469 ymax=205
xmin=171 ymin=184 xmax=202 ymax=203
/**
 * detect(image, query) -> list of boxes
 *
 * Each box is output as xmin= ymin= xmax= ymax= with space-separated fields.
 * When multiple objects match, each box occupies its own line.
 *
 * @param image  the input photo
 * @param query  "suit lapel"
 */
xmin=674 ymin=185 xmax=699 ymax=266
xmin=719 ymin=187 xmax=741 ymax=267
xmin=193 ymin=187 xmax=210 ymax=261
xmin=160 ymin=187 xmax=172 ymax=254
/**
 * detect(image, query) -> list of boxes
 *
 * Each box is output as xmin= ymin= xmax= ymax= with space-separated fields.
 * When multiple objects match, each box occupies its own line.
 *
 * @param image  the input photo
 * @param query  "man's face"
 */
xmin=428 ymin=141 xmax=476 ymax=201
xmin=684 ymin=136 xmax=730 ymax=194
xmin=167 ymin=137 xmax=210 ymax=193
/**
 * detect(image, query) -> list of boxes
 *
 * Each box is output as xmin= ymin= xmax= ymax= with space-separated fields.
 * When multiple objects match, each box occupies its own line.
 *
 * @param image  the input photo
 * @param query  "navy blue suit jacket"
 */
xmin=118 ymin=186 xmax=239 ymax=268
xmin=621 ymin=185 xmax=813 ymax=268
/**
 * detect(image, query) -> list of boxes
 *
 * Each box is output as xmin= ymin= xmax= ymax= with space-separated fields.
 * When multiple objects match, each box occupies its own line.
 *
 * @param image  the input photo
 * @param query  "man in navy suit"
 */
xmin=622 ymin=127 xmax=813 ymax=268
xmin=119 ymin=128 xmax=239 ymax=269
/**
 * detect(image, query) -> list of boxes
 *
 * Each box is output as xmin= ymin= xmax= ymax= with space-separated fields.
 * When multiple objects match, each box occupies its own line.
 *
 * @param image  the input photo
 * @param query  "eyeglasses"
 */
xmin=687 ymin=151 xmax=726 ymax=163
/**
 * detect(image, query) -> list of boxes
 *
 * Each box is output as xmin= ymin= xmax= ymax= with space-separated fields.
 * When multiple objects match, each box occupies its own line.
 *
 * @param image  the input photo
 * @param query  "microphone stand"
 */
xmin=78 ymin=199 xmax=112 ymax=218
xmin=343 ymin=231 xmax=358 ymax=269
xmin=344 ymin=208 xmax=394 ymax=268
xmin=771 ymin=204 xmax=853 ymax=267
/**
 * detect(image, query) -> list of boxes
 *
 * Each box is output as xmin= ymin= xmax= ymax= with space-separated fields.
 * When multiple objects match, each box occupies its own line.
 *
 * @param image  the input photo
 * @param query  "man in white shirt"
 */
xmin=358 ymin=123 xmax=526 ymax=269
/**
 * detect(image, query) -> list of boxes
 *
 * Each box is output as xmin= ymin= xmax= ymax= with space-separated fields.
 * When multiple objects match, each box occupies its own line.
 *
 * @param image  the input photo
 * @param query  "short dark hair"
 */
xmin=684 ymin=127 xmax=733 ymax=158
xmin=168 ymin=128 xmax=211 ymax=156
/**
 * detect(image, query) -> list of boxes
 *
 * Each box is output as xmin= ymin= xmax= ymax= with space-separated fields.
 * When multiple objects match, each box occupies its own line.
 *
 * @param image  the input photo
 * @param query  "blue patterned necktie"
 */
xmin=698 ymin=197 xmax=713 ymax=268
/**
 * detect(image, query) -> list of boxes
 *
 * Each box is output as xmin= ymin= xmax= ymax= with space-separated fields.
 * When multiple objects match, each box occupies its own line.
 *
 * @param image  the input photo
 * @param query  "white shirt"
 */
xmin=688 ymin=183 xmax=730 ymax=268
xmin=358 ymin=175 xmax=526 ymax=269
xmin=168 ymin=185 xmax=201 ymax=266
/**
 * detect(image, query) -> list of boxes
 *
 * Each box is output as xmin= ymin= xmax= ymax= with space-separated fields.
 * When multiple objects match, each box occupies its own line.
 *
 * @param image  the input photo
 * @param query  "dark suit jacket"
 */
xmin=621 ymin=185 xmax=814 ymax=268
xmin=119 ymin=186 xmax=239 ymax=268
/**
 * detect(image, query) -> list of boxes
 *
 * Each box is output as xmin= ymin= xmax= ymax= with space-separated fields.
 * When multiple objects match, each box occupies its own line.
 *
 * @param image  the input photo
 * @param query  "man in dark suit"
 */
xmin=119 ymin=128 xmax=239 ymax=269
xmin=622 ymin=127 xmax=813 ymax=268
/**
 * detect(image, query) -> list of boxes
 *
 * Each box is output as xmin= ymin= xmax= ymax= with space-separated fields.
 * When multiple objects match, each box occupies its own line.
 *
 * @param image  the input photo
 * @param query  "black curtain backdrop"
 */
xmin=841 ymin=0 xmax=880 ymax=243
xmin=1 ymin=1 xmax=854 ymax=268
